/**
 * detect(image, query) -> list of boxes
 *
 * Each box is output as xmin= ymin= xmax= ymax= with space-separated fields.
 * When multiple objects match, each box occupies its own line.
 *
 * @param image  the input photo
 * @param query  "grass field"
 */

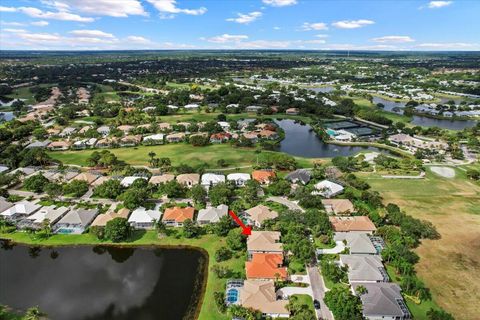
xmin=48 ymin=143 xmax=318 ymax=169
xmin=351 ymin=96 xmax=413 ymax=124
xmin=0 ymin=231 xmax=245 ymax=320
xmin=359 ymin=167 xmax=480 ymax=319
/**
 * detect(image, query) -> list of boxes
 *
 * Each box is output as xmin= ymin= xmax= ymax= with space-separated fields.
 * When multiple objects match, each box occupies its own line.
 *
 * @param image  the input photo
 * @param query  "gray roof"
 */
xmin=197 ymin=204 xmax=228 ymax=223
xmin=285 ymin=169 xmax=311 ymax=184
xmin=352 ymin=282 xmax=410 ymax=319
xmin=0 ymin=197 xmax=14 ymax=213
xmin=56 ymin=208 xmax=98 ymax=226
xmin=26 ymin=140 xmax=51 ymax=148
xmin=340 ymin=254 xmax=388 ymax=282
xmin=334 ymin=233 xmax=377 ymax=255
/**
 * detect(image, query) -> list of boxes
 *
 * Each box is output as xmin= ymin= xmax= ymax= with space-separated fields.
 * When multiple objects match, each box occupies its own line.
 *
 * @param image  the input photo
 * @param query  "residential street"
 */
xmin=267 ymin=196 xmax=305 ymax=212
xmin=307 ymin=266 xmax=334 ymax=320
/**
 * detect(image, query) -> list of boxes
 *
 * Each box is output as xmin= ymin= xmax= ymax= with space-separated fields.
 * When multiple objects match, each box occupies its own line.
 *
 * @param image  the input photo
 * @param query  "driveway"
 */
xmin=307 ymin=266 xmax=334 ymax=320
xmin=267 ymin=196 xmax=305 ymax=212
xmin=276 ymin=286 xmax=312 ymax=299
xmin=316 ymin=240 xmax=345 ymax=255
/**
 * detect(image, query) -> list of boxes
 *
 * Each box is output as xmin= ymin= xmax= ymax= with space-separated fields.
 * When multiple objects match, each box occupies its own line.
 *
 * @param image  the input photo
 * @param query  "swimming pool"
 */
xmin=56 ymin=228 xmax=74 ymax=234
xmin=226 ymin=288 xmax=239 ymax=304
xmin=326 ymin=129 xmax=337 ymax=136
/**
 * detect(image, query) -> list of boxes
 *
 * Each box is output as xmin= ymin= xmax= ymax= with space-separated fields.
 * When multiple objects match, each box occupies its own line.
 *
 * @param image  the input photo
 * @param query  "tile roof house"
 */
xmin=201 ymin=173 xmax=225 ymax=188
xmin=247 ymin=231 xmax=283 ymax=256
xmin=158 ymin=122 xmax=172 ymax=131
xmin=54 ymin=208 xmax=98 ymax=234
xmin=322 ymin=199 xmax=355 ymax=215
xmin=166 ymin=132 xmax=186 ymax=143
xmin=90 ymin=176 xmax=112 ymax=187
xmin=312 ymin=180 xmax=344 ymax=198
xmin=285 ymin=169 xmax=311 ymax=185
xmin=246 ymin=253 xmax=288 ymax=281
xmin=210 ymin=132 xmax=231 ymax=143
xmin=149 ymin=174 xmax=175 ymax=185
xmin=96 ymin=126 xmax=111 ymax=137
xmin=26 ymin=140 xmax=51 ymax=149
xmin=334 ymin=233 xmax=377 ymax=255
xmin=23 ymin=205 xmax=70 ymax=228
xmin=245 ymin=205 xmax=278 ymax=227
xmin=226 ymin=173 xmax=251 ymax=187
xmin=117 ymin=125 xmax=135 ymax=133
xmin=340 ymin=254 xmax=388 ymax=283
xmin=238 ymin=280 xmax=289 ymax=318
xmin=72 ymin=172 xmax=100 ymax=185
xmin=128 ymin=205 xmax=161 ymax=229
xmin=352 ymin=282 xmax=411 ymax=320
xmin=258 ymin=129 xmax=279 ymax=140
xmin=285 ymin=108 xmax=300 ymax=115
xmin=197 ymin=204 xmax=228 ymax=224
xmin=252 ymin=170 xmax=276 ymax=185
xmin=95 ymin=137 xmax=117 ymax=148
xmin=119 ymin=135 xmax=142 ymax=147
xmin=48 ymin=140 xmax=71 ymax=151
xmin=176 ymin=173 xmax=200 ymax=188
xmin=243 ymin=132 xmax=259 ymax=143
xmin=0 ymin=200 xmax=41 ymax=221
xmin=162 ymin=206 xmax=195 ymax=227
xmin=91 ymin=208 xmax=130 ymax=227
xmin=329 ymin=216 xmax=377 ymax=233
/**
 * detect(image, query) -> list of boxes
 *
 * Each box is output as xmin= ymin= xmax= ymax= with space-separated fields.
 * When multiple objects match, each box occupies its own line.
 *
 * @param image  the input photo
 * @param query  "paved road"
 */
xmin=267 ymin=196 xmax=305 ymax=212
xmin=307 ymin=266 xmax=334 ymax=320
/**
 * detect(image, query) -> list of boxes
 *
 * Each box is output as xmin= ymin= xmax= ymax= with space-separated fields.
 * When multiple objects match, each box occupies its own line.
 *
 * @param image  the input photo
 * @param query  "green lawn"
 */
xmin=155 ymin=111 xmax=313 ymax=124
xmin=351 ymin=96 xmax=413 ymax=124
xmin=291 ymin=294 xmax=315 ymax=314
xmin=48 ymin=143 xmax=318 ymax=169
xmin=0 ymin=231 xmax=244 ymax=320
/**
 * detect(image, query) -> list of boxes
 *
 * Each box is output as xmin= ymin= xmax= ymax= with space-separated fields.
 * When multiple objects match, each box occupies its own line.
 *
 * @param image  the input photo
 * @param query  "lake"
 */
xmin=411 ymin=116 xmax=478 ymax=130
xmin=275 ymin=119 xmax=383 ymax=158
xmin=0 ymin=241 xmax=207 ymax=320
xmin=372 ymin=96 xmax=406 ymax=114
xmin=0 ymin=111 xmax=16 ymax=121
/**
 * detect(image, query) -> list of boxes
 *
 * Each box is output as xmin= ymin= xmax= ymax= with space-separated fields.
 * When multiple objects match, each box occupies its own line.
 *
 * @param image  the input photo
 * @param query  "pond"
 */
xmin=372 ymin=96 xmax=406 ymax=114
xmin=275 ymin=119 xmax=383 ymax=158
xmin=0 ymin=241 xmax=207 ymax=320
xmin=411 ymin=116 xmax=478 ymax=130
xmin=0 ymin=111 xmax=16 ymax=121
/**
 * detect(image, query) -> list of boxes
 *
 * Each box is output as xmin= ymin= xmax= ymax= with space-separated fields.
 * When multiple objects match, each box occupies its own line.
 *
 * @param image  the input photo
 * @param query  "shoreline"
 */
xmin=324 ymin=140 xmax=413 ymax=157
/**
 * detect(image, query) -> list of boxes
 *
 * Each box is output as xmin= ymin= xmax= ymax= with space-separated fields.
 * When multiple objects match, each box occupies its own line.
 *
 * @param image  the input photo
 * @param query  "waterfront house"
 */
xmin=0 ymin=197 xmax=14 ymax=214
xmin=339 ymin=254 xmax=388 ymax=283
xmin=312 ymin=180 xmax=344 ymax=198
xmin=22 ymin=205 xmax=70 ymax=229
xmin=201 ymin=173 xmax=225 ymax=188
xmin=321 ymin=199 xmax=355 ymax=215
xmin=245 ymin=253 xmax=288 ymax=281
xmin=252 ymin=170 xmax=276 ymax=185
xmin=54 ymin=208 xmax=98 ymax=234
xmin=258 ymin=130 xmax=278 ymax=140
xmin=285 ymin=169 xmax=311 ymax=185
xmin=243 ymin=132 xmax=259 ymax=143
xmin=176 ymin=173 xmax=200 ymax=188
xmin=162 ymin=206 xmax=195 ymax=227
xmin=352 ymin=282 xmax=411 ymax=320
xmin=128 ymin=205 xmax=161 ymax=229
xmin=238 ymin=280 xmax=289 ymax=318
xmin=196 ymin=204 xmax=228 ymax=224
xmin=245 ymin=205 xmax=278 ymax=227
xmin=227 ymin=173 xmax=251 ymax=187
xmin=285 ymin=108 xmax=299 ymax=115
xmin=0 ymin=200 xmax=41 ymax=221
xmin=91 ymin=208 xmax=130 ymax=228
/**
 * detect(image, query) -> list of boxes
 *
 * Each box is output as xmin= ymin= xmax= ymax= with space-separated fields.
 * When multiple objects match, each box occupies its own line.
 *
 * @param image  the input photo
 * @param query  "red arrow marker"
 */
xmin=228 ymin=210 xmax=252 ymax=236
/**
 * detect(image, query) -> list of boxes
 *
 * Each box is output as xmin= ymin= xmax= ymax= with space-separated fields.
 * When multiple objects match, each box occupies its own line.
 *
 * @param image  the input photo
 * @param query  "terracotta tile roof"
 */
xmin=252 ymin=170 xmax=276 ymax=183
xmin=162 ymin=206 xmax=194 ymax=223
xmin=329 ymin=216 xmax=377 ymax=232
xmin=322 ymin=199 xmax=355 ymax=215
xmin=246 ymin=253 xmax=287 ymax=280
xmin=91 ymin=208 xmax=130 ymax=227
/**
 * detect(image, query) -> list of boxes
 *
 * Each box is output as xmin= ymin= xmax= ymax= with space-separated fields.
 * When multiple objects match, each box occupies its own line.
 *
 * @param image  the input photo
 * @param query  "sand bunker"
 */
xmin=430 ymin=166 xmax=455 ymax=178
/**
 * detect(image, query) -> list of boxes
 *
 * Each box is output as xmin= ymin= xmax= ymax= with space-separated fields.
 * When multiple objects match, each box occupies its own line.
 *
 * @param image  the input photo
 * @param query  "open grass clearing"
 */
xmin=360 ymin=169 xmax=480 ymax=319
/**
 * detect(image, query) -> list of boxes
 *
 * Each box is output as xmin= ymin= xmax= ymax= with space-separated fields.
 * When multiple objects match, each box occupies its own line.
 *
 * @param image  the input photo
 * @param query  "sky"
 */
xmin=0 ymin=0 xmax=479 ymax=51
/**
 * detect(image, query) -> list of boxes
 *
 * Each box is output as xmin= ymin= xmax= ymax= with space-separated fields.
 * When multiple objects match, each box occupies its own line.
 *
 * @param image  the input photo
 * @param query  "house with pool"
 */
xmin=54 ymin=208 xmax=99 ymax=234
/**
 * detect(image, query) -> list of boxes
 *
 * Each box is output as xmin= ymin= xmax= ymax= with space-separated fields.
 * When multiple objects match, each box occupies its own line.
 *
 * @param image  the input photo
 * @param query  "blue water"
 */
xmin=226 ymin=288 xmax=239 ymax=303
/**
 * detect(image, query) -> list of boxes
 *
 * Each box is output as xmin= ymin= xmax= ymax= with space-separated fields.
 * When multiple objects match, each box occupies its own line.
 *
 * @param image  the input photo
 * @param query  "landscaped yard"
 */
xmin=360 ymin=168 xmax=480 ymax=320
xmin=48 ymin=143 xmax=318 ymax=169
xmin=0 ymin=231 xmax=245 ymax=320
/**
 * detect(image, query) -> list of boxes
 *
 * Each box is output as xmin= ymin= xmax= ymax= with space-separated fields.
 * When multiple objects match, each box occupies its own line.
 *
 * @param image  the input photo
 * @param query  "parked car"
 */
xmin=313 ymin=299 xmax=321 ymax=310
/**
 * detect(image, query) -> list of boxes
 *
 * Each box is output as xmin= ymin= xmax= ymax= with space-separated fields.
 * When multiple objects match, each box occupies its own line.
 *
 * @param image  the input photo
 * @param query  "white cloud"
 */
xmin=69 ymin=29 xmax=115 ymax=39
xmin=372 ymin=35 xmax=415 ymax=43
xmin=226 ymin=11 xmax=262 ymax=24
xmin=427 ymin=1 xmax=452 ymax=8
xmin=301 ymin=22 xmax=329 ymax=31
xmin=0 ymin=21 xmax=26 ymax=26
xmin=416 ymin=42 xmax=478 ymax=49
xmin=2 ymin=28 xmax=28 ymax=33
xmin=322 ymin=43 xmax=397 ymax=50
xmin=0 ymin=6 xmax=17 ymax=12
xmin=303 ymin=39 xmax=326 ymax=44
xmin=203 ymin=34 xmax=249 ymax=43
xmin=235 ymin=39 xmax=292 ymax=49
xmin=45 ymin=0 xmax=147 ymax=17
xmin=126 ymin=35 xmax=152 ymax=44
xmin=262 ymin=0 xmax=297 ymax=7
xmin=146 ymin=0 xmax=207 ymax=16
xmin=17 ymin=6 xmax=94 ymax=22
xmin=332 ymin=19 xmax=374 ymax=29
xmin=315 ymin=34 xmax=329 ymax=38
xmin=273 ymin=26 xmax=281 ymax=30
xmin=31 ymin=20 xmax=49 ymax=26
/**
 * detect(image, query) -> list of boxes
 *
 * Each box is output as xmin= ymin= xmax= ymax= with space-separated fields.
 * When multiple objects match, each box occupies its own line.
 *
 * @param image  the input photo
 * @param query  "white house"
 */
xmin=143 ymin=134 xmax=165 ymax=145
xmin=201 ymin=173 xmax=225 ymax=188
xmin=0 ymin=201 xmax=41 ymax=221
xmin=312 ymin=180 xmax=344 ymax=198
xmin=128 ymin=204 xmax=162 ymax=229
xmin=22 ymin=205 xmax=70 ymax=229
xmin=120 ymin=176 xmax=147 ymax=187
xmin=227 ymin=173 xmax=251 ymax=187
xmin=96 ymin=126 xmax=111 ymax=137
xmin=196 ymin=204 xmax=228 ymax=224
xmin=184 ymin=103 xmax=199 ymax=109
xmin=54 ymin=208 xmax=98 ymax=234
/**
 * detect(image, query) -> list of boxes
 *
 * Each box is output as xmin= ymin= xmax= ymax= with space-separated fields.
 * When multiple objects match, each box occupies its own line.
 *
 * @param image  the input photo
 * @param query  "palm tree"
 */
xmin=24 ymin=306 xmax=46 ymax=320
xmin=148 ymin=151 xmax=156 ymax=167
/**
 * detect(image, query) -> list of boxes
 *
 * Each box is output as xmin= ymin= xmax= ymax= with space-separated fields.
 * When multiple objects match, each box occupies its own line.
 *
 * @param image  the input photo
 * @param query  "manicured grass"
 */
xmin=156 ymin=111 xmax=313 ymax=124
xmin=48 ymin=143 xmax=318 ymax=169
xmin=0 ymin=231 xmax=244 ymax=320
xmin=351 ymin=96 xmax=413 ymax=124
xmin=291 ymin=294 xmax=315 ymax=314
xmin=360 ymin=169 xmax=480 ymax=319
